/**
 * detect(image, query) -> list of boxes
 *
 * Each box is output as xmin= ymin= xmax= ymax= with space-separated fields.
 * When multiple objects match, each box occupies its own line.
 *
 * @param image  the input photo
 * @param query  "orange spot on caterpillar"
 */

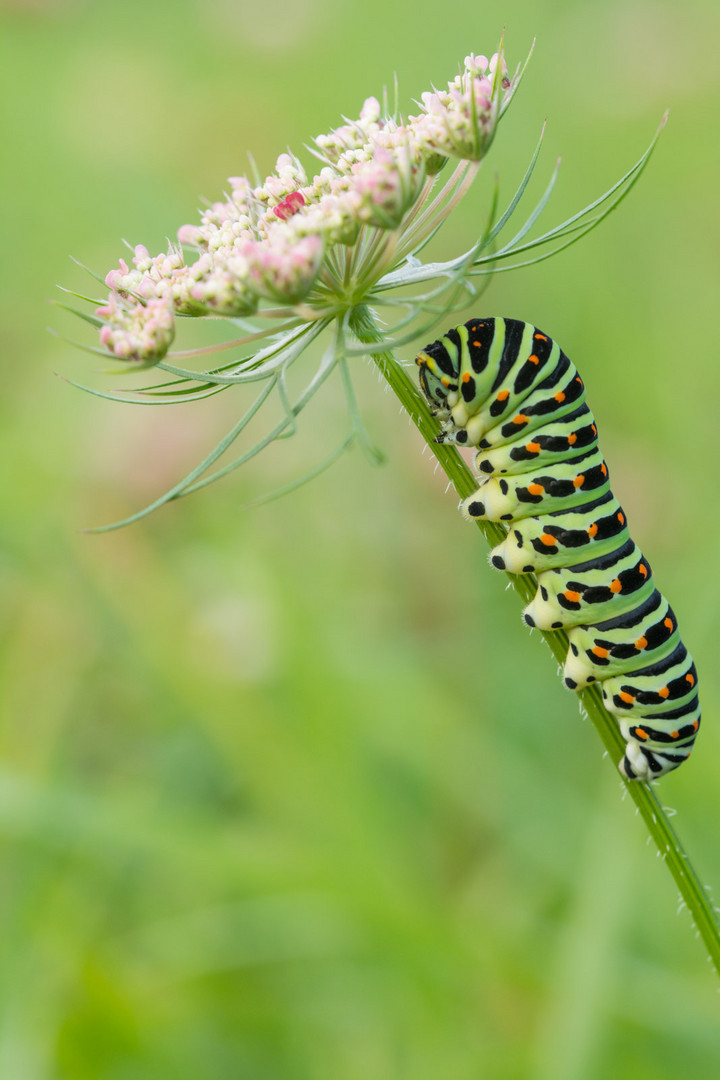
xmin=497 ymin=389 xmax=509 ymax=401
xmin=528 ymin=354 xmax=540 ymax=365
xmin=462 ymin=372 xmax=472 ymax=383
xmin=635 ymin=636 xmax=648 ymax=650
xmin=565 ymin=590 xmax=581 ymax=603
xmin=601 ymin=463 xmax=608 ymax=476
xmin=526 ymin=441 xmax=541 ymax=453
xmin=670 ymin=730 xmax=680 ymax=739
xmin=635 ymin=728 xmax=649 ymax=741
xmin=512 ymin=413 xmax=530 ymax=425
xmin=587 ymin=523 xmax=598 ymax=538
xmin=639 ymin=564 xmax=648 ymax=577
xmin=473 ymin=340 xmax=482 ymax=347
xmin=693 ymin=720 xmax=699 ymax=731
xmin=573 ymin=475 xmax=585 ymax=488
xmin=658 ymin=687 xmax=670 ymax=699
xmin=441 ymin=377 xmax=450 ymax=387
xmin=619 ymin=691 xmax=634 ymax=704
xmin=610 ymin=578 xmax=622 ymax=593
xmin=686 ymin=673 xmax=695 ymax=686
xmin=527 ymin=483 xmax=544 ymax=496
xmin=567 ymin=433 xmax=577 ymax=445
xmin=534 ymin=333 xmax=547 ymax=341
xmin=575 ymin=376 xmax=583 ymax=385
xmin=554 ymin=391 xmax=566 ymax=403
xmin=591 ymin=424 xmax=597 ymax=435
xmin=592 ymin=646 xmax=608 ymax=658
xmin=617 ymin=512 xmax=625 ymax=525
xmin=664 ymin=617 xmax=673 ymax=629
xmin=540 ymin=534 xmax=556 ymax=546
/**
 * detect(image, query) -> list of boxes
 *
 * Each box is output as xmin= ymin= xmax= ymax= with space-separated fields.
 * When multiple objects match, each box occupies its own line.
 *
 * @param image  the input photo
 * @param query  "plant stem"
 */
xmin=350 ymin=304 xmax=720 ymax=979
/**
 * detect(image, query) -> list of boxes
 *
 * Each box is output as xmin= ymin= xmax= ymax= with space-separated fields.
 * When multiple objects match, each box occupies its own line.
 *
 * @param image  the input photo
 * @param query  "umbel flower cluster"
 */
xmin=95 ymin=52 xmax=512 ymax=364
xmin=61 ymin=41 xmax=659 ymax=529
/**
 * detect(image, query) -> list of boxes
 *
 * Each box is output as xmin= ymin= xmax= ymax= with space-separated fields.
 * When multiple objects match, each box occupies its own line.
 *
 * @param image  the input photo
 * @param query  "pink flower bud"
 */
xmin=96 ymin=293 xmax=175 ymax=364
xmin=410 ymin=63 xmax=508 ymax=162
xmin=243 ymin=227 xmax=324 ymax=304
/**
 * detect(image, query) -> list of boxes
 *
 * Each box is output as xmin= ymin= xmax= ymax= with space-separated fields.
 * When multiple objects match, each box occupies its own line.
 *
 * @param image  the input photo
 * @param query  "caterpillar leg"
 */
xmin=618 ymin=734 xmax=697 ymax=781
xmin=619 ymin=741 xmax=658 ymax=781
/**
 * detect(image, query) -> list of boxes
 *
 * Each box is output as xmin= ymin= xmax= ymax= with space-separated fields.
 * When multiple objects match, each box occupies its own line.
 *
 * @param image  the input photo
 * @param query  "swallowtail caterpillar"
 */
xmin=415 ymin=317 xmax=700 ymax=781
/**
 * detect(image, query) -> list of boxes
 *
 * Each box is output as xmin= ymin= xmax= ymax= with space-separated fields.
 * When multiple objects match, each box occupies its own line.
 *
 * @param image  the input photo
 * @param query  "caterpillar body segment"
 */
xmin=415 ymin=317 xmax=700 ymax=781
xmin=564 ymin=591 xmax=681 ymax=687
xmin=523 ymin=540 xmax=656 ymax=632
xmin=461 ymin=445 xmax=612 ymax=523
xmin=600 ymin=642 xmax=697 ymax=713
xmin=473 ymin=403 xmax=598 ymax=476
xmin=437 ymin=353 xmax=584 ymax=450
xmin=488 ymin=492 xmax=630 ymax=574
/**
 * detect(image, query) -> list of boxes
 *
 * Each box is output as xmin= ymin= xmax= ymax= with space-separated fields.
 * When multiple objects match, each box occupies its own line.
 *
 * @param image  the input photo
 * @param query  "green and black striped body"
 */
xmin=416 ymin=317 xmax=700 ymax=781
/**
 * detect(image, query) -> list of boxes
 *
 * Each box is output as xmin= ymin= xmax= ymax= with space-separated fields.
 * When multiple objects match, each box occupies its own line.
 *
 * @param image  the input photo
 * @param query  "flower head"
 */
xmin=61 ymin=38 xmax=658 ymax=538
xmin=96 ymin=292 xmax=175 ymax=363
xmin=410 ymin=51 xmax=511 ymax=163
xmin=186 ymin=252 xmax=258 ymax=317
xmin=90 ymin=46 xmax=517 ymax=366
xmin=351 ymin=134 xmax=426 ymax=229
xmin=242 ymin=225 xmax=325 ymax=304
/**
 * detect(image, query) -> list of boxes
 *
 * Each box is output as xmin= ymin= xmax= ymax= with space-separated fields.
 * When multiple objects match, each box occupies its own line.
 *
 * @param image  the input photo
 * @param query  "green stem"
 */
xmin=350 ymin=304 xmax=720 ymax=979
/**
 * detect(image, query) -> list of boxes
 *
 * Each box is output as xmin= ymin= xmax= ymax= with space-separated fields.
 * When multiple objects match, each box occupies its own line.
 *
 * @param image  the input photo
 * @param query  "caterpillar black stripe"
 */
xmin=416 ymin=317 xmax=700 ymax=781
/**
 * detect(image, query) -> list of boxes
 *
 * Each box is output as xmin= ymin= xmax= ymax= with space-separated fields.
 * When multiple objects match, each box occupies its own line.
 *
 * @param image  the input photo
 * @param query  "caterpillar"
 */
xmin=415 ymin=317 xmax=700 ymax=781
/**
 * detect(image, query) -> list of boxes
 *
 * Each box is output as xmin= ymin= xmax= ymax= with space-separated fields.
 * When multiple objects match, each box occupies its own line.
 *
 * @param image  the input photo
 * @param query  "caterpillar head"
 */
xmin=415 ymin=346 xmax=458 ymax=415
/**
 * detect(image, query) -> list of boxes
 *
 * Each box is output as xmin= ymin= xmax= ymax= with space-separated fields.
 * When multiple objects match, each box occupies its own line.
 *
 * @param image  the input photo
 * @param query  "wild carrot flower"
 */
xmin=60 ymin=39 xmax=660 ymax=527
xmin=88 ymin=48 xmax=516 ymax=369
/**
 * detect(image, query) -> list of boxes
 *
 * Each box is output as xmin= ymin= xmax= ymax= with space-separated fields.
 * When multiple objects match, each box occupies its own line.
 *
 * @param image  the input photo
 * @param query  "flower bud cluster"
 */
xmin=243 ymin=231 xmax=325 ymax=304
xmin=104 ymin=245 xmax=199 ymax=313
xmin=95 ymin=50 xmax=513 ymax=363
xmin=97 ymin=291 xmax=175 ymax=363
xmin=313 ymin=97 xmax=383 ymax=164
xmin=410 ymin=52 xmax=510 ymax=163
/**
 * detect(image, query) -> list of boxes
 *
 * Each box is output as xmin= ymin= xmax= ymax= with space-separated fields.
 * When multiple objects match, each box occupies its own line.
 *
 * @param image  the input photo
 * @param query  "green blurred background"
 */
xmin=2 ymin=0 xmax=720 ymax=1076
